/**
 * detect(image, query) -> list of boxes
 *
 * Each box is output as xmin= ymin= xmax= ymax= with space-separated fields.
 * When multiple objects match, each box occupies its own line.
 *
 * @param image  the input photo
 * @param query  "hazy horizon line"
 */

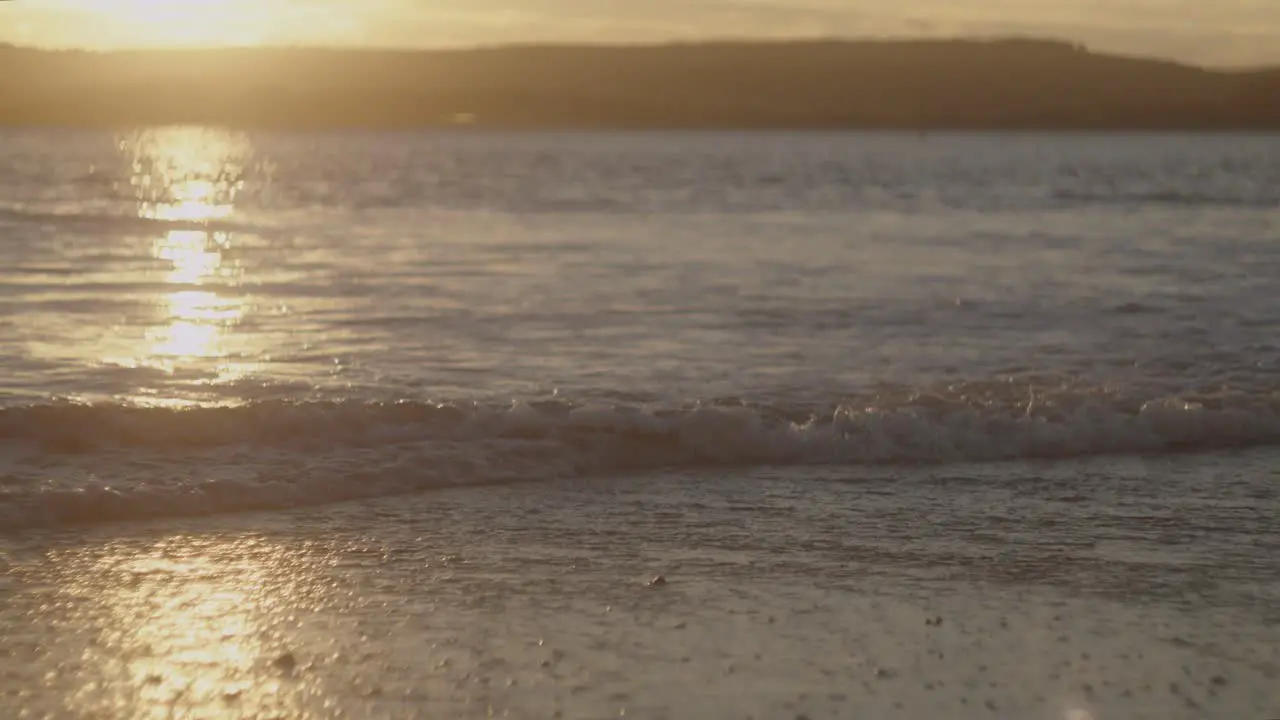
xmin=5 ymin=34 xmax=1278 ymax=72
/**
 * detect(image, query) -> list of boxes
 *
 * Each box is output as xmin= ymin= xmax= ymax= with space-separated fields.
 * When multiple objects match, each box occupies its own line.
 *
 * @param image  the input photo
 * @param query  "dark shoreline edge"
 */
xmin=3 ymin=38 xmax=1278 ymax=130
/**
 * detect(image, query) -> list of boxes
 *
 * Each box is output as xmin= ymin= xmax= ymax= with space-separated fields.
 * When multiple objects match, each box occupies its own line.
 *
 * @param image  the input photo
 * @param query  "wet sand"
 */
xmin=2 ymin=457 xmax=1278 ymax=719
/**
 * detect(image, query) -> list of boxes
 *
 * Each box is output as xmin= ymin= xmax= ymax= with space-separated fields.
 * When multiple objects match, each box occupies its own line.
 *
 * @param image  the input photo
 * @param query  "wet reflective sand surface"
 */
xmin=4 ymin=452 xmax=1277 ymax=719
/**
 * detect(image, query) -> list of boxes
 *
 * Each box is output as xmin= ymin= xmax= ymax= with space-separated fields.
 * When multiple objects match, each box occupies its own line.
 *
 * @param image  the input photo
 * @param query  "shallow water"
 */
xmin=1 ymin=130 xmax=1279 ymax=717
xmin=2 ymin=130 xmax=1280 ymax=528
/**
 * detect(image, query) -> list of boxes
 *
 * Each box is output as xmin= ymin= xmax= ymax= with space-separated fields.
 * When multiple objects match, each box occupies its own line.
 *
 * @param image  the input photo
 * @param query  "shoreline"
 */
xmin=4 ymin=467 xmax=1277 ymax=719
xmin=4 ymin=38 xmax=1278 ymax=131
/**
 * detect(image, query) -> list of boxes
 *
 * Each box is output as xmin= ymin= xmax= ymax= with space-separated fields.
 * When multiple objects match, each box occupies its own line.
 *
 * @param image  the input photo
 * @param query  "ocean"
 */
xmin=0 ymin=129 xmax=1278 ymax=719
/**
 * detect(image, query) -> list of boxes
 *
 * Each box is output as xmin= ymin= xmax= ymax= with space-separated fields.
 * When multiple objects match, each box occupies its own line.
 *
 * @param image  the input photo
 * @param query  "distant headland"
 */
xmin=2 ymin=38 xmax=1277 ymax=130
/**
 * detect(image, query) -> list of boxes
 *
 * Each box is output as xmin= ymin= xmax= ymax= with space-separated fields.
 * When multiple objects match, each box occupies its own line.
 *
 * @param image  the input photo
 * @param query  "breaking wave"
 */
xmin=2 ymin=385 xmax=1278 ymax=531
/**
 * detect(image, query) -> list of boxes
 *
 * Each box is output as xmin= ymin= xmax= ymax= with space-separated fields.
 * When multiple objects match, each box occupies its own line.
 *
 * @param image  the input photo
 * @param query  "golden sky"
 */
xmin=2 ymin=0 xmax=1278 ymax=67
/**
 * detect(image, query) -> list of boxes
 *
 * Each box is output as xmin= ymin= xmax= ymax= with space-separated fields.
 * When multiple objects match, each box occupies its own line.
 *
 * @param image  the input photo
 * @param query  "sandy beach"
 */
xmin=4 ymin=453 xmax=1277 ymax=719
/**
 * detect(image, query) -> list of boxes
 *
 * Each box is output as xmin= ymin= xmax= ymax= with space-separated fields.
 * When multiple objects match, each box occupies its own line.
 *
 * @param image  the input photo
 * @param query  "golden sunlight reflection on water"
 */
xmin=116 ymin=127 xmax=260 ymax=394
xmin=57 ymin=536 xmax=334 ymax=719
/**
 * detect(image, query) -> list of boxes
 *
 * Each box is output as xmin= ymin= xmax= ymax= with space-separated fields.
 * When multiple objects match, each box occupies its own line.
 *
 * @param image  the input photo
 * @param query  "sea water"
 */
xmin=0 ymin=130 xmax=1277 ymax=718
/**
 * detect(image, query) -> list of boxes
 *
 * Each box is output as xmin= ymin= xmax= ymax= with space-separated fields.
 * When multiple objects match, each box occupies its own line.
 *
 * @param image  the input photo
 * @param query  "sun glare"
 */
xmin=89 ymin=0 xmax=277 ymax=48
xmin=58 ymin=537 xmax=330 ymax=717
xmin=98 ymin=126 xmax=261 ymax=392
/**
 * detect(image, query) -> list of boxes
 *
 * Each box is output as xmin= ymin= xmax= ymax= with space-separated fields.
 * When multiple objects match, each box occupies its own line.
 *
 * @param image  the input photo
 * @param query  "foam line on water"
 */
xmin=1 ymin=388 xmax=1277 ymax=531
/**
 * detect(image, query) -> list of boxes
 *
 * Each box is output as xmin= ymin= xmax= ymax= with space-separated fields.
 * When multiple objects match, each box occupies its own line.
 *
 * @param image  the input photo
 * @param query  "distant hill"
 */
xmin=2 ymin=39 xmax=1278 ymax=129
